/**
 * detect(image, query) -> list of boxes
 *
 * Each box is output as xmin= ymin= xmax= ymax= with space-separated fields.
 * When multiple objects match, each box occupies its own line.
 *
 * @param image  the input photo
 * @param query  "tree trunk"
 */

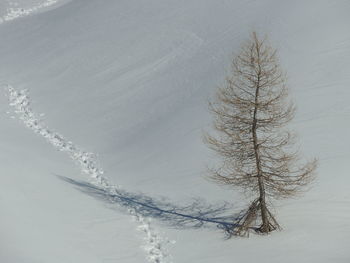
xmin=258 ymin=177 xmax=270 ymax=232
xmin=252 ymin=53 xmax=271 ymax=233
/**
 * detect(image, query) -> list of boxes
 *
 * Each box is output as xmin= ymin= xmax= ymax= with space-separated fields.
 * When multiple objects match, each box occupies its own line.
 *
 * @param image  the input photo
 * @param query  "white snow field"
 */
xmin=0 ymin=0 xmax=350 ymax=262
xmin=0 ymin=0 xmax=70 ymax=23
xmin=6 ymin=86 xmax=170 ymax=263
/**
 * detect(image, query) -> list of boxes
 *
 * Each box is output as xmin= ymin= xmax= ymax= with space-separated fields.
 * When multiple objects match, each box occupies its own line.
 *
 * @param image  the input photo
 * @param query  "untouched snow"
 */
xmin=0 ymin=0 xmax=350 ymax=262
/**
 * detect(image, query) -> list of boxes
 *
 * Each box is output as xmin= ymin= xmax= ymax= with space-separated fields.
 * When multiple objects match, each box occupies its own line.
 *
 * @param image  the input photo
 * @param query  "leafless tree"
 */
xmin=204 ymin=32 xmax=317 ymax=236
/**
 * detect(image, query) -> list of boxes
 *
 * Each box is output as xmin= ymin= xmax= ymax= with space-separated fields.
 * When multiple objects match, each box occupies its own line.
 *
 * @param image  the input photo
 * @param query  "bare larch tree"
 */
xmin=205 ymin=32 xmax=317 ymax=236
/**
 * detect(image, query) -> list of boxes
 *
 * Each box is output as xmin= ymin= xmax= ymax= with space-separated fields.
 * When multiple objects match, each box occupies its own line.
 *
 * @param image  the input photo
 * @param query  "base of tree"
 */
xmin=229 ymin=198 xmax=280 ymax=237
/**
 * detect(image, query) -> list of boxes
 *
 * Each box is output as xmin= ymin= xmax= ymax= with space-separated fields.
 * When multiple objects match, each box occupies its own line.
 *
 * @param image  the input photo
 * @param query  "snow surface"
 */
xmin=0 ymin=0 xmax=350 ymax=262
xmin=0 ymin=0 xmax=70 ymax=23
xmin=7 ymin=86 xmax=171 ymax=263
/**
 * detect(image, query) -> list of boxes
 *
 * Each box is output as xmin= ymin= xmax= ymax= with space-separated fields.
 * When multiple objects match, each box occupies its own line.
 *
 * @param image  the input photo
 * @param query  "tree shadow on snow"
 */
xmin=57 ymin=175 xmax=240 ymax=233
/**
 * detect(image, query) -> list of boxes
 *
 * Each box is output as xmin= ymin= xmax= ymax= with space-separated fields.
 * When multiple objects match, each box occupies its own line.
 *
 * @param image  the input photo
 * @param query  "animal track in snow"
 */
xmin=0 ymin=0 xmax=58 ymax=23
xmin=6 ymin=85 xmax=172 ymax=263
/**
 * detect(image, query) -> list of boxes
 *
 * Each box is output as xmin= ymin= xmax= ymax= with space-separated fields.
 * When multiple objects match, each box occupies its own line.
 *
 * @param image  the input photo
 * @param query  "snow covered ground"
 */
xmin=6 ymin=85 xmax=171 ymax=262
xmin=0 ymin=0 xmax=70 ymax=23
xmin=0 ymin=0 xmax=350 ymax=262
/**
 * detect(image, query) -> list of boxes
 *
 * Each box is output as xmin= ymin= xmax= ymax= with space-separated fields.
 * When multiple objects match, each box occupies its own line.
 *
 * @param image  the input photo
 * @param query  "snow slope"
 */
xmin=6 ymin=86 xmax=171 ymax=263
xmin=1 ymin=0 xmax=350 ymax=262
xmin=0 ymin=0 xmax=71 ymax=23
